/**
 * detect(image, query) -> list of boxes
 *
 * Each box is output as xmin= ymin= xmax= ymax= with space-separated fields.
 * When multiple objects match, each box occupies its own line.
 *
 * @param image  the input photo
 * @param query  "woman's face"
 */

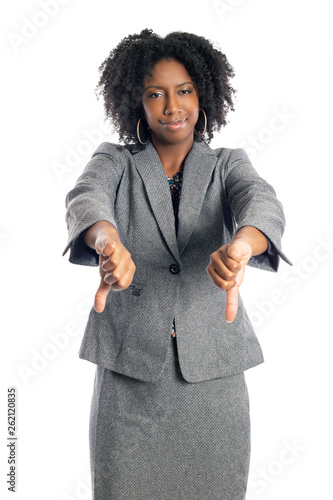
xmin=142 ymin=59 xmax=199 ymax=148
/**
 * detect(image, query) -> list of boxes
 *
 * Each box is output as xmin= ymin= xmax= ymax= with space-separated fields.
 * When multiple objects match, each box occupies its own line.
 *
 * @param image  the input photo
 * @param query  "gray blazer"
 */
xmin=63 ymin=139 xmax=291 ymax=382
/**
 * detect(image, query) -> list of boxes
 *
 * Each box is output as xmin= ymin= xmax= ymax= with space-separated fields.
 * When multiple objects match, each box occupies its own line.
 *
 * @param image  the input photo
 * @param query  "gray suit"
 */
xmin=63 ymin=139 xmax=291 ymax=383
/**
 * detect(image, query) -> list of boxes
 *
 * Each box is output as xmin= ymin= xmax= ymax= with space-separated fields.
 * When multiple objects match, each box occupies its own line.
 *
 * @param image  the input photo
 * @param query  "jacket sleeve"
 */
xmin=62 ymin=143 xmax=125 ymax=266
xmin=225 ymin=147 xmax=292 ymax=271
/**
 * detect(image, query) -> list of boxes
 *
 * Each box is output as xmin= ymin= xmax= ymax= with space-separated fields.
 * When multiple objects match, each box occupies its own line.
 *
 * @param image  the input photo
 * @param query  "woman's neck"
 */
xmin=151 ymin=137 xmax=194 ymax=177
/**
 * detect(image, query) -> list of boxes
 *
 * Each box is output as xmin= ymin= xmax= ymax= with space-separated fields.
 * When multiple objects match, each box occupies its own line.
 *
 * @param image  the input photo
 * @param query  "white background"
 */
xmin=1 ymin=1 xmax=332 ymax=498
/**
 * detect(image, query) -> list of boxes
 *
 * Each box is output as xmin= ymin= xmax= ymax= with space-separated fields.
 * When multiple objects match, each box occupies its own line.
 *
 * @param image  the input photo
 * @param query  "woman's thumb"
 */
xmin=225 ymin=285 xmax=239 ymax=323
xmin=94 ymin=278 xmax=111 ymax=313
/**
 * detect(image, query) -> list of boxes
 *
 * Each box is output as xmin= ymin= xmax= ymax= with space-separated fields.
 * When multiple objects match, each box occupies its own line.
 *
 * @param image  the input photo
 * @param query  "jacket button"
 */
xmin=169 ymin=264 xmax=180 ymax=274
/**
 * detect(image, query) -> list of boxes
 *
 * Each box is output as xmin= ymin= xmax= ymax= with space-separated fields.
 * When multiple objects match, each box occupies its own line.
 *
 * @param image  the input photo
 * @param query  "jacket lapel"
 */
xmin=177 ymin=141 xmax=218 ymax=255
xmin=132 ymin=140 xmax=218 ymax=262
xmin=133 ymin=141 xmax=181 ymax=264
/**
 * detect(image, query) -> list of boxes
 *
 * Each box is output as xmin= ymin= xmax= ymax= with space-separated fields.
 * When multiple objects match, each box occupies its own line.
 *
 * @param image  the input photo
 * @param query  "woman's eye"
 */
xmin=149 ymin=92 xmax=163 ymax=98
xmin=180 ymin=89 xmax=191 ymax=94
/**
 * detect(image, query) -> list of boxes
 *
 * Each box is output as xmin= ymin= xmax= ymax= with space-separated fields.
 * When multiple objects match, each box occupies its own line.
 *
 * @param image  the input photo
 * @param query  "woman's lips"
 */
xmin=161 ymin=118 xmax=187 ymax=130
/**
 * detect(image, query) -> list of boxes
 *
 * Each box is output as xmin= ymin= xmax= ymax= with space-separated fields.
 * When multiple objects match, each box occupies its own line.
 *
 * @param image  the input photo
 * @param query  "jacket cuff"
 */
xmin=63 ymin=216 xmax=117 ymax=266
xmin=236 ymin=224 xmax=292 ymax=272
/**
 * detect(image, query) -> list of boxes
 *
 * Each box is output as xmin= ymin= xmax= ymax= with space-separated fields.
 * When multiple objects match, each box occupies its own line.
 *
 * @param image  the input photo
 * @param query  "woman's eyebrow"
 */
xmin=144 ymin=81 xmax=194 ymax=90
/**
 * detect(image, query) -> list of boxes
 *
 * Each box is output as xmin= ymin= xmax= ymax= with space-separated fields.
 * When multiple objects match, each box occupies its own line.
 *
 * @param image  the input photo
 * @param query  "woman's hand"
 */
xmin=207 ymin=226 xmax=268 ymax=323
xmin=84 ymin=222 xmax=136 ymax=313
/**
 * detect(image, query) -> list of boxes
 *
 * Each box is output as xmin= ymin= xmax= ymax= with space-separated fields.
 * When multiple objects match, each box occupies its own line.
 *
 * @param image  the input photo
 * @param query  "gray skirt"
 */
xmin=89 ymin=337 xmax=251 ymax=500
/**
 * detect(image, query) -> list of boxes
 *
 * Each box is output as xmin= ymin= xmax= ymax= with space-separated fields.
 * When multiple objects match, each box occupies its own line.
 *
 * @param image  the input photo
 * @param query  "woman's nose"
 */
xmin=164 ymin=94 xmax=180 ymax=115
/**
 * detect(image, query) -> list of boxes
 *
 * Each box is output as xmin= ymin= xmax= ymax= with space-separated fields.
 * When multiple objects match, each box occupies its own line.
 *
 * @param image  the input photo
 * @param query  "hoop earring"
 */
xmin=137 ymin=118 xmax=150 ymax=145
xmin=194 ymin=108 xmax=207 ymax=137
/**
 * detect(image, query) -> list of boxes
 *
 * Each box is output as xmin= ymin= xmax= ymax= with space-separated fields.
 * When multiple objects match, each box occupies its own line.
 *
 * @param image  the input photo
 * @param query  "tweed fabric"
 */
xmin=89 ymin=337 xmax=251 ymax=500
xmin=63 ymin=140 xmax=291 ymax=382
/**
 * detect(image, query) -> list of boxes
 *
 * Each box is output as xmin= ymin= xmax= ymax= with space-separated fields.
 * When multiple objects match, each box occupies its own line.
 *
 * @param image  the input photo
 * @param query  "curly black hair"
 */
xmin=95 ymin=29 xmax=237 ymax=144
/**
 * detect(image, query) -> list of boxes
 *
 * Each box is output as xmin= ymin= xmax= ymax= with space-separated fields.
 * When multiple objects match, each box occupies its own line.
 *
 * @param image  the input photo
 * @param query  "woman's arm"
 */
xmin=233 ymin=225 xmax=268 ymax=257
xmin=63 ymin=143 xmax=125 ymax=266
xmin=83 ymin=220 xmax=119 ymax=249
xmin=208 ymin=147 xmax=291 ymax=322
xmin=224 ymin=148 xmax=292 ymax=271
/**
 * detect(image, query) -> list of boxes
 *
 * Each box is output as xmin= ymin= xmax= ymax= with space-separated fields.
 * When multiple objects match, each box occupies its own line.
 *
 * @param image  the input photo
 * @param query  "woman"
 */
xmin=64 ymin=29 xmax=291 ymax=500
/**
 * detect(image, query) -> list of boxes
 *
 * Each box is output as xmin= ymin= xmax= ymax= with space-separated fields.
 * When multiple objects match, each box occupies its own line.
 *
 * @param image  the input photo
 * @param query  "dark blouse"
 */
xmin=167 ymin=169 xmax=183 ymax=338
